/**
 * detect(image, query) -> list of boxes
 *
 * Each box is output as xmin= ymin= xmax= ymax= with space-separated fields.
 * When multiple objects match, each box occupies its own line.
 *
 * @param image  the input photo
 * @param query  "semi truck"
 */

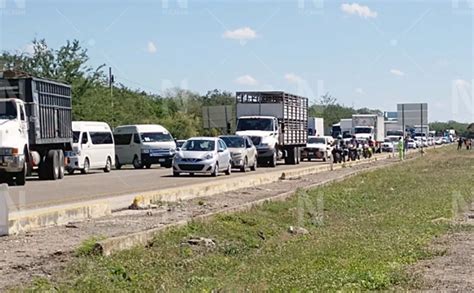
xmin=340 ymin=118 xmax=353 ymax=138
xmin=307 ymin=117 xmax=324 ymax=136
xmin=352 ymin=114 xmax=385 ymax=142
xmin=331 ymin=118 xmax=352 ymax=139
xmin=0 ymin=71 xmax=72 ymax=185
xmin=235 ymin=91 xmax=308 ymax=167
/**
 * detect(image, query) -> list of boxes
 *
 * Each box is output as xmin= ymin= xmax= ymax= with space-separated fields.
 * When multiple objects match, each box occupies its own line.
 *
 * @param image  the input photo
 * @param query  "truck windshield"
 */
xmin=354 ymin=127 xmax=372 ymax=134
xmin=73 ymin=131 xmax=81 ymax=143
xmin=140 ymin=132 xmax=173 ymax=142
xmin=237 ymin=118 xmax=274 ymax=131
xmin=308 ymin=137 xmax=325 ymax=144
xmin=0 ymin=101 xmax=17 ymax=120
xmin=182 ymin=140 xmax=215 ymax=152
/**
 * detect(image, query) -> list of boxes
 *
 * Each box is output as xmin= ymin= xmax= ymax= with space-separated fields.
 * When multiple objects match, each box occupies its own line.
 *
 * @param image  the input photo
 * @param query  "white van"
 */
xmin=113 ymin=124 xmax=176 ymax=169
xmin=66 ymin=121 xmax=115 ymax=174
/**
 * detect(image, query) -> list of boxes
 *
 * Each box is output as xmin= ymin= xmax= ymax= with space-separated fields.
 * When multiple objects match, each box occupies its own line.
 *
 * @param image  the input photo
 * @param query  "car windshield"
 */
xmin=140 ymin=132 xmax=173 ymax=142
xmin=182 ymin=140 xmax=215 ymax=152
xmin=220 ymin=136 xmax=245 ymax=148
xmin=73 ymin=131 xmax=80 ymax=143
xmin=354 ymin=127 xmax=372 ymax=134
xmin=308 ymin=137 xmax=325 ymax=144
xmin=0 ymin=101 xmax=18 ymax=120
xmin=236 ymin=118 xmax=273 ymax=131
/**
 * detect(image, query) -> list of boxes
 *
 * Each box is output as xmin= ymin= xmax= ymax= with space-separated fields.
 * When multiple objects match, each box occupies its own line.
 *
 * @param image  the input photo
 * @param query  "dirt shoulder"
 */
xmin=0 ymin=157 xmax=399 ymax=290
xmin=411 ymin=220 xmax=474 ymax=291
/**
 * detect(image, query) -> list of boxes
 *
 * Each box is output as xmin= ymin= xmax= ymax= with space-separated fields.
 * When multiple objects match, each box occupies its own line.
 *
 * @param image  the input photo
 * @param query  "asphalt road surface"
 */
xmin=5 ymin=160 xmax=329 ymax=210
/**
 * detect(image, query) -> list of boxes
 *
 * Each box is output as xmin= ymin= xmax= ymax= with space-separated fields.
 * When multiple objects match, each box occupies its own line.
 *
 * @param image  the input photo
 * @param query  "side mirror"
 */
xmin=218 ymin=149 xmax=224 ymax=153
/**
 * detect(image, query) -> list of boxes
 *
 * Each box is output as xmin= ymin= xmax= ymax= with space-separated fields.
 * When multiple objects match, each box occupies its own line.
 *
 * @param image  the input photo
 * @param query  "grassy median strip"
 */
xmin=26 ymin=147 xmax=473 ymax=291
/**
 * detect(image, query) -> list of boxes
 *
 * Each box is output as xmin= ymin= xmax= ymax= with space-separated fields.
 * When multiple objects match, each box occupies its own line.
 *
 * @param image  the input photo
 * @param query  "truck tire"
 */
xmin=41 ymin=150 xmax=59 ymax=180
xmin=58 ymin=150 xmax=65 ymax=179
xmin=285 ymin=148 xmax=297 ymax=165
xmin=14 ymin=162 xmax=27 ymax=186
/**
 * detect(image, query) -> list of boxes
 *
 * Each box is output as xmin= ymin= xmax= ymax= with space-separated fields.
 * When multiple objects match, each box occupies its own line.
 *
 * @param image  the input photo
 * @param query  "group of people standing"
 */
xmin=457 ymin=137 xmax=472 ymax=150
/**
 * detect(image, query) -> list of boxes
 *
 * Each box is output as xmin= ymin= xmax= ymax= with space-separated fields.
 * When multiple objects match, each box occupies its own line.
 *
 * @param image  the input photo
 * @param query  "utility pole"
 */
xmin=420 ymin=103 xmax=424 ymax=156
xmin=109 ymin=67 xmax=115 ymax=127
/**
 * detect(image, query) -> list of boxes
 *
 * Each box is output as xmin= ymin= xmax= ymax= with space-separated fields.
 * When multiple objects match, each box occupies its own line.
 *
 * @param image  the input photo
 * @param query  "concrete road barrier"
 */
xmin=3 ymin=152 xmax=395 ymax=235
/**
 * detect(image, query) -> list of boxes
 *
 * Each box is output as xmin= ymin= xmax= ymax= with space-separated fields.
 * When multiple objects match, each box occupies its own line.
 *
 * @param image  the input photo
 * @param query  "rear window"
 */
xmin=114 ymin=134 xmax=132 ymax=145
xmin=90 ymin=132 xmax=113 ymax=145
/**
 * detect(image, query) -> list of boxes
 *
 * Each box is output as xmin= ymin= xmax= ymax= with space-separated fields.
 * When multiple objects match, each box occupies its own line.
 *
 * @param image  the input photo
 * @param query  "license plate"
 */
xmin=308 ymin=152 xmax=314 ymax=155
xmin=158 ymin=158 xmax=166 ymax=162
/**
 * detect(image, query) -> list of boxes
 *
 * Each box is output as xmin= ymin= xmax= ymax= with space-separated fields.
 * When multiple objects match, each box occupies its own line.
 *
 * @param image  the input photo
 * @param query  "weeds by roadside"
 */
xmin=21 ymin=147 xmax=474 ymax=291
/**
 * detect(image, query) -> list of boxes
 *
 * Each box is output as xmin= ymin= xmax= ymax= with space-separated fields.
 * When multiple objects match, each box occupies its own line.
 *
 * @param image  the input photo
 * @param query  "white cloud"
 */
xmin=341 ymin=3 xmax=378 ymax=18
xmin=390 ymin=69 xmax=404 ymax=76
xmin=284 ymin=73 xmax=304 ymax=84
xmin=235 ymin=75 xmax=258 ymax=86
xmin=355 ymin=88 xmax=364 ymax=94
xmin=147 ymin=41 xmax=157 ymax=54
xmin=223 ymin=27 xmax=257 ymax=41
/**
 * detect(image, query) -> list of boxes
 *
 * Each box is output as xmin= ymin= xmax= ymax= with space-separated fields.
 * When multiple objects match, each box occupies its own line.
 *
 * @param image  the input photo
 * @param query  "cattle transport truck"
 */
xmin=235 ymin=91 xmax=308 ymax=167
xmin=0 ymin=71 xmax=72 ymax=185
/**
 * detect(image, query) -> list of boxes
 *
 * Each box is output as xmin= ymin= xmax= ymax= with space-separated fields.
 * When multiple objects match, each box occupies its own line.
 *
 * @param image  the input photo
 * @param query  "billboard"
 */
xmin=397 ymin=103 xmax=428 ymax=134
xmin=202 ymin=105 xmax=234 ymax=132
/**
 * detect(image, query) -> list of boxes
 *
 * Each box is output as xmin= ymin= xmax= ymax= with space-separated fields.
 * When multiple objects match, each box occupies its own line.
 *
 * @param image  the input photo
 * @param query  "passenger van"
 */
xmin=113 ymin=124 xmax=177 ymax=169
xmin=66 ymin=121 xmax=115 ymax=174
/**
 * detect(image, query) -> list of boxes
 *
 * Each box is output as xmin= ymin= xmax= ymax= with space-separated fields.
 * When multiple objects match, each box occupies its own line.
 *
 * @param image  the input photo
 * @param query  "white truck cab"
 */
xmin=235 ymin=115 xmax=280 ymax=161
xmin=0 ymin=98 xmax=28 ymax=184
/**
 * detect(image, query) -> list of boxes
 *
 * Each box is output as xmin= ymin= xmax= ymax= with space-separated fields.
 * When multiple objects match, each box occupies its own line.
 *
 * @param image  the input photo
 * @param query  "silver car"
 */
xmin=172 ymin=137 xmax=232 ymax=177
xmin=219 ymin=135 xmax=258 ymax=172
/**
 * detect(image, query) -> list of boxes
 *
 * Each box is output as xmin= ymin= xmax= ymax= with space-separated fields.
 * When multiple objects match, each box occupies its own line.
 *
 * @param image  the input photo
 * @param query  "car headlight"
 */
xmin=141 ymin=149 xmax=150 ymax=154
xmin=203 ymin=153 xmax=214 ymax=160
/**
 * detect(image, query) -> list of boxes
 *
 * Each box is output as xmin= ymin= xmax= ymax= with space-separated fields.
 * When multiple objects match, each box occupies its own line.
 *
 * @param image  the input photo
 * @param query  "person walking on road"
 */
xmin=458 ymin=137 xmax=463 ymax=150
xmin=398 ymin=136 xmax=404 ymax=161
xmin=404 ymin=134 xmax=409 ymax=155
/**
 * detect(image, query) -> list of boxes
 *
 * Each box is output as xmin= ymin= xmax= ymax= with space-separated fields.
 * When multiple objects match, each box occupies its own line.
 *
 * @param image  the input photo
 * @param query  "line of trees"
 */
xmin=2 ymin=39 xmax=470 ymax=139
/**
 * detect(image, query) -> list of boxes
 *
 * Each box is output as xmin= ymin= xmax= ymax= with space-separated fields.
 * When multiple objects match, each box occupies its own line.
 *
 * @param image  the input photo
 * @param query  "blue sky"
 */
xmin=0 ymin=0 xmax=472 ymax=122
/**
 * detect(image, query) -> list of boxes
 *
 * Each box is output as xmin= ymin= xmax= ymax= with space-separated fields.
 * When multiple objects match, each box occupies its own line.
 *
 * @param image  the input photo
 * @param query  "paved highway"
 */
xmin=5 ymin=161 xmax=328 ymax=210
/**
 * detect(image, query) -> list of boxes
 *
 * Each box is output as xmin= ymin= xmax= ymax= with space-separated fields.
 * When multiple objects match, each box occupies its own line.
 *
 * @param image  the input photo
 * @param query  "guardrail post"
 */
xmin=0 ymin=184 xmax=8 ymax=236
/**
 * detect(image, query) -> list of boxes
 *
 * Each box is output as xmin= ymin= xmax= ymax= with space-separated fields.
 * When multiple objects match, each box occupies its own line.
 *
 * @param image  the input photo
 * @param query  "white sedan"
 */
xmin=172 ymin=137 xmax=232 ymax=177
xmin=407 ymin=139 xmax=417 ymax=149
